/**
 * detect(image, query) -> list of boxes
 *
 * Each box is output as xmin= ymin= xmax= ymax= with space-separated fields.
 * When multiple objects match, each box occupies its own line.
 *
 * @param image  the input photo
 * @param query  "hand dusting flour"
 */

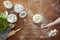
xmin=19 ymin=0 xmax=53 ymax=39
xmin=25 ymin=7 xmax=50 ymax=38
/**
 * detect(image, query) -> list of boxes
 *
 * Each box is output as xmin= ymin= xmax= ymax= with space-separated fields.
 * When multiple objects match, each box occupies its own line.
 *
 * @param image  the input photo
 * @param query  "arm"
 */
xmin=41 ymin=17 xmax=60 ymax=29
xmin=52 ymin=17 xmax=60 ymax=25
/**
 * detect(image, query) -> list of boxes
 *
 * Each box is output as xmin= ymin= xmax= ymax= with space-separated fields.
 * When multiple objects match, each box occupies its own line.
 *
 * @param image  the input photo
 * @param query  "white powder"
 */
xmin=48 ymin=29 xmax=58 ymax=37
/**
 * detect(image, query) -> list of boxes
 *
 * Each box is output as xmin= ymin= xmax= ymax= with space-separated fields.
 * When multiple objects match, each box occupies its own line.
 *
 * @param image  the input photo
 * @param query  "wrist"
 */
xmin=45 ymin=22 xmax=54 ymax=27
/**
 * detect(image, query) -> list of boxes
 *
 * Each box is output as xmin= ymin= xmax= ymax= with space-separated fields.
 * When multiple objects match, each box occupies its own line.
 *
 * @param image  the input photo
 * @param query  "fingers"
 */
xmin=41 ymin=24 xmax=46 ymax=27
xmin=41 ymin=24 xmax=50 ymax=31
xmin=41 ymin=24 xmax=47 ymax=29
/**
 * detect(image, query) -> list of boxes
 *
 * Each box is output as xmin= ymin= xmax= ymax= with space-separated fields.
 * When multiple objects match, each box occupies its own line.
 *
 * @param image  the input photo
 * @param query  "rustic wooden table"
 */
xmin=0 ymin=0 xmax=60 ymax=40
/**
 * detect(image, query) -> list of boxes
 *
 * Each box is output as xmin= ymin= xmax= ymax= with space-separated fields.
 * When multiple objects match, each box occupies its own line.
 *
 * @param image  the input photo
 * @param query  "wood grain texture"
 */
xmin=0 ymin=0 xmax=60 ymax=40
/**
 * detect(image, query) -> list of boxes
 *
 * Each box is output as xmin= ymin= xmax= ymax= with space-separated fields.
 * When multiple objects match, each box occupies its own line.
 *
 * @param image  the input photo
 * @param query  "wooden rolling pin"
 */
xmin=7 ymin=28 xmax=21 ymax=38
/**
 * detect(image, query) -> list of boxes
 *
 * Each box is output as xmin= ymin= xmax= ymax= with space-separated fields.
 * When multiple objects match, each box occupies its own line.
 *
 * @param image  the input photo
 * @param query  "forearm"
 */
xmin=45 ymin=17 xmax=60 ymax=27
xmin=53 ymin=17 xmax=60 ymax=24
xmin=45 ymin=22 xmax=54 ymax=27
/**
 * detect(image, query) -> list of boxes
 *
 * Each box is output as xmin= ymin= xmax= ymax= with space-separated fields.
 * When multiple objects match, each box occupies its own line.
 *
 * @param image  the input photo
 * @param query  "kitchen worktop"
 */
xmin=0 ymin=0 xmax=60 ymax=40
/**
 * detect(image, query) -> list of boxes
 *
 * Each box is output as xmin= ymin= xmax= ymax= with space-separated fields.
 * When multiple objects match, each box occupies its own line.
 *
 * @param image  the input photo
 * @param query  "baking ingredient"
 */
xmin=0 ymin=13 xmax=9 ymax=33
xmin=9 ymin=23 xmax=15 ymax=29
xmin=48 ymin=29 xmax=58 ymax=37
xmin=33 ymin=14 xmax=43 ymax=23
xmin=3 ymin=1 xmax=13 ymax=9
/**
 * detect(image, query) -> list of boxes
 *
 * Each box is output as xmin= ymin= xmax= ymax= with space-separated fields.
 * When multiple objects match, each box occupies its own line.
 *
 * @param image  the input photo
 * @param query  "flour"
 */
xmin=22 ymin=0 xmax=50 ymax=38
xmin=25 ymin=8 xmax=38 ymax=28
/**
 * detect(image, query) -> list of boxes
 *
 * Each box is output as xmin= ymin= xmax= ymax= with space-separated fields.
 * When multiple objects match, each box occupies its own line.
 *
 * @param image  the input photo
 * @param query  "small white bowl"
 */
xmin=33 ymin=14 xmax=43 ymax=23
xmin=7 ymin=14 xmax=17 ymax=23
xmin=19 ymin=11 xmax=26 ymax=18
xmin=14 ymin=4 xmax=24 ymax=13
xmin=3 ymin=1 xmax=13 ymax=9
xmin=4 ymin=11 xmax=8 ymax=18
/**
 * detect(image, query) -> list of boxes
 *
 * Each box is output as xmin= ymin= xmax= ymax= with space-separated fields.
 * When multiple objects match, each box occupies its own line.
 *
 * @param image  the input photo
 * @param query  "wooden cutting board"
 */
xmin=0 ymin=0 xmax=60 ymax=40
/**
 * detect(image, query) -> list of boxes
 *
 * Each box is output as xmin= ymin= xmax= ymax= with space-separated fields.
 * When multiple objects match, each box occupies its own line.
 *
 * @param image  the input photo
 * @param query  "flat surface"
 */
xmin=0 ymin=0 xmax=60 ymax=40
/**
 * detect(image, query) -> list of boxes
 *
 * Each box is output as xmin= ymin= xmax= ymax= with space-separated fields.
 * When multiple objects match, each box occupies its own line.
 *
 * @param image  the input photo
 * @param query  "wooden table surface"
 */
xmin=0 ymin=0 xmax=60 ymax=40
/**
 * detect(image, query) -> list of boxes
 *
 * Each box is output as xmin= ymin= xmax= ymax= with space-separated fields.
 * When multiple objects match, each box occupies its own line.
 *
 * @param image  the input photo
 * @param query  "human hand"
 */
xmin=41 ymin=24 xmax=50 ymax=30
xmin=41 ymin=17 xmax=60 ymax=29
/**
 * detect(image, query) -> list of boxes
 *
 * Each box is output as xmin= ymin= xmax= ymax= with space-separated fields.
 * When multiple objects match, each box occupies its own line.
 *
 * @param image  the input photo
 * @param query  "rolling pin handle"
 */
xmin=15 ymin=28 xmax=21 ymax=33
